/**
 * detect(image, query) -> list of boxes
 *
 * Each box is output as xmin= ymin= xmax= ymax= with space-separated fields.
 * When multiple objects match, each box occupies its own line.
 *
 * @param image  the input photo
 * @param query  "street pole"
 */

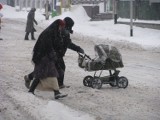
xmin=113 ymin=0 xmax=117 ymax=24
xmin=60 ymin=0 xmax=62 ymax=15
xmin=104 ymin=0 xmax=106 ymax=12
xmin=45 ymin=0 xmax=49 ymax=20
xmin=51 ymin=0 xmax=53 ymax=11
xmin=54 ymin=0 xmax=57 ymax=10
xmin=69 ymin=0 xmax=71 ymax=11
xmin=130 ymin=0 xmax=133 ymax=36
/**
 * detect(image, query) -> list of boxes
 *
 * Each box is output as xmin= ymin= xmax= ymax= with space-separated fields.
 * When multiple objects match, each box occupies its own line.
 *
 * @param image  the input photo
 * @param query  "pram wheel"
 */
xmin=83 ymin=76 xmax=93 ymax=87
xmin=91 ymin=77 xmax=102 ymax=89
xmin=117 ymin=76 xmax=128 ymax=88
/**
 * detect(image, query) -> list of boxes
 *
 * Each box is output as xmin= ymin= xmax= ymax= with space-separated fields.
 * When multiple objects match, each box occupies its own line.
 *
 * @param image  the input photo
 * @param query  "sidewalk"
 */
xmin=118 ymin=20 xmax=160 ymax=30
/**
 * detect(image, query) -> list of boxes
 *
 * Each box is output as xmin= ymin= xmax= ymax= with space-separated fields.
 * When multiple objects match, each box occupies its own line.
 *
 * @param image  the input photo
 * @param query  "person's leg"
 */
xmin=28 ymin=72 xmax=34 ymax=80
xmin=56 ymin=58 xmax=66 ymax=87
xmin=51 ymin=77 xmax=67 ymax=99
xmin=31 ymin=32 xmax=35 ymax=40
xmin=24 ymin=32 xmax=29 ymax=40
xmin=28 ymin=77 xmax=67 ymax=99
xmin=24 ymin=71 xmax=34 ymax=89
xmin=28 ymin=78 xmax=40 ymax=94
xmin=57 ymin=69 xmax=64 ymax=87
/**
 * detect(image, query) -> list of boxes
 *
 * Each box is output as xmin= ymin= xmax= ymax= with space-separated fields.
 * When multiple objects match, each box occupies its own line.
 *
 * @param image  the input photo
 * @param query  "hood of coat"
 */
xmin=31 ymin=8 xmax=36 ymax=12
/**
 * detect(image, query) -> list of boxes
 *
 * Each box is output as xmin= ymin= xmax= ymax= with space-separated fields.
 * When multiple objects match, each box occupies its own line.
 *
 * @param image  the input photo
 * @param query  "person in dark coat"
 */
xmin=24 ymin=17 xmax=84 ymax=90
xmin=56 ymin=17 xmax=84 ymax=88
xmin=28 ymin=19 xmax=68 ymax=99
xmin=25 ymin=8 xmax=38 ymax=40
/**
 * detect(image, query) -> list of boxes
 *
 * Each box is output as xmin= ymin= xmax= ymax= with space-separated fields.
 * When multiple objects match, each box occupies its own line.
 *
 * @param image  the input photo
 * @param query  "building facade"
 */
xmin=118 ymin=0 xmax=160 ymax=20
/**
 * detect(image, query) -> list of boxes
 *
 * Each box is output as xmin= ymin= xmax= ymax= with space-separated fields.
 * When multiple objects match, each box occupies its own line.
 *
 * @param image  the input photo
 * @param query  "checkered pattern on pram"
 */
xmin=78 ymin=44 xmax=124 ymax=71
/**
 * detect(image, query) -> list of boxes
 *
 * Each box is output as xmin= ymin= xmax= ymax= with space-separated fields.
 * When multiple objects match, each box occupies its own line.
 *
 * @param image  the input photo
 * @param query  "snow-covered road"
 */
xmin=0 ymin=18 xmax=160 ymax=120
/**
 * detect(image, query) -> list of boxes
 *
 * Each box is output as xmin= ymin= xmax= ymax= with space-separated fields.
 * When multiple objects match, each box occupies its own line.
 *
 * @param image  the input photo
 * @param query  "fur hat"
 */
xmin=63 ymin=17 xmax=74 ymax=34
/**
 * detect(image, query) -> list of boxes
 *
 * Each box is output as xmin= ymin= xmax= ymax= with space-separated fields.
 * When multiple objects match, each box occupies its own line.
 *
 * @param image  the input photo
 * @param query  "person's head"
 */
xmin=63 ymin=17 xmax=74 ymax=34
xmin=31 ymin=8 xmax=36 ymax=12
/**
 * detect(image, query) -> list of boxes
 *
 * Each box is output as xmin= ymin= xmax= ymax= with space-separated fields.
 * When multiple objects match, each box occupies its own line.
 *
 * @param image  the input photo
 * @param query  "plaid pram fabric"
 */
xmin=78 ymin=44 xmax=124 ymax=71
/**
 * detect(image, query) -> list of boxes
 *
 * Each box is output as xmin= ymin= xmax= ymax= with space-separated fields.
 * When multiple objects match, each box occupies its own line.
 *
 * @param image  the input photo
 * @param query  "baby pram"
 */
xmin=78 ymin=44 xmax=128 ymax=89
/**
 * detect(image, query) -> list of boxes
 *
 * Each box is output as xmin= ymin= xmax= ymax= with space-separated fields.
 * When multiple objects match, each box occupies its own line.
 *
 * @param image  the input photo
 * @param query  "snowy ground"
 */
xmin=0 ymin=4 xmax=160 ymax=120
xmin=0 ymin=17 xmax=160 ymax=120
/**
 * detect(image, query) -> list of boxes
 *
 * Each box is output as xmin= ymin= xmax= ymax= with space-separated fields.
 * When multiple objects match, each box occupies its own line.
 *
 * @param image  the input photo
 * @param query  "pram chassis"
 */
xmin=79 ymin=53 xmax=128 ymax=89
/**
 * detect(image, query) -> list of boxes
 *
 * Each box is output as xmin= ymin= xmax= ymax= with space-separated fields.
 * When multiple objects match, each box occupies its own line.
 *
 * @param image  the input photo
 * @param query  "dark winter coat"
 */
xmin=32 ymin=19 xmax=61 ymax=79
xmin=34 ymin=55 xmax=59 ymax=79
xmin=56 ymin=32 xmax=84 ymax=58
xmin=53 ymin=28 xmax=84 ymax=86
xmin=25 ymin=8 xmax=37 ymax=33
xmin=32 ymin=19 xmax=83 ymax=79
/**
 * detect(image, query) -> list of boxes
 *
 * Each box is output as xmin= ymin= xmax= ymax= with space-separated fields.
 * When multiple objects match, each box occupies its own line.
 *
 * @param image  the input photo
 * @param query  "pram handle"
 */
xmin=77 ymin=52 xmax=92 ymax=60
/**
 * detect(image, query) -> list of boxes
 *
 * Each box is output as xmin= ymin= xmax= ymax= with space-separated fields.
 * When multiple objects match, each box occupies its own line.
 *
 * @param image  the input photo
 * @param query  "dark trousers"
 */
xmin=25 ymin=32 xmax=35 ymax=40
xmin=28 ymin=72 xmax=34 ymax=80
xmin=56 ymin=57 xmax=66 ymax=86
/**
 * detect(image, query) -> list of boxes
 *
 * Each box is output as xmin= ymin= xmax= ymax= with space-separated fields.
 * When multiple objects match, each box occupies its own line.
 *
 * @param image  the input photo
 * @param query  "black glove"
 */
xmin=78 ymin=47 xmax=84 ymax=54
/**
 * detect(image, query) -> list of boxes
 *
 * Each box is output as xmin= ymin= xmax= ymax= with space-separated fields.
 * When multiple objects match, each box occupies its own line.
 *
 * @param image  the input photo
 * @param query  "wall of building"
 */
xmin=0 ymin=0 xmax=7 ymax=4
xmin=118 ymin=1 xmax=160 ymax=20
xmin=83 ymin=5 xmax=99 ymax=18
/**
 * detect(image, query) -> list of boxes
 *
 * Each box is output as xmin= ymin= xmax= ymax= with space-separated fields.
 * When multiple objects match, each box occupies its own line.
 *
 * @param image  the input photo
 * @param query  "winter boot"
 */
xmin=24 ymin=32 xmax=29 ymax=40
xmin=59 ymin=85 xmax=70 ymax=89
xmin=24 ymin=75 xmax=31 ymax=89
xmin=31 ymin=32 xmax=36 ymax=40
xmin=28 ymin=78 xmax=40 ymax=95
xmin=54 ymin=90 xmax=68 ymax=99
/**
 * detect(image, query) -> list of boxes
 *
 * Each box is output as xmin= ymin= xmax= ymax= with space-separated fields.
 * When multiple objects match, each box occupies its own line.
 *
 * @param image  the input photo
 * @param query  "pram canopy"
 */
xmin=78 ymin=44 xmax=124 ymax=71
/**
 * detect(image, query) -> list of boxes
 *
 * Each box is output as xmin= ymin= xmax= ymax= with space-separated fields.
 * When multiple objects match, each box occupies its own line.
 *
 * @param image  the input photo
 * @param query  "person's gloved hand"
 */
xmin=78 ymin=47 xmax=84 ymax=54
